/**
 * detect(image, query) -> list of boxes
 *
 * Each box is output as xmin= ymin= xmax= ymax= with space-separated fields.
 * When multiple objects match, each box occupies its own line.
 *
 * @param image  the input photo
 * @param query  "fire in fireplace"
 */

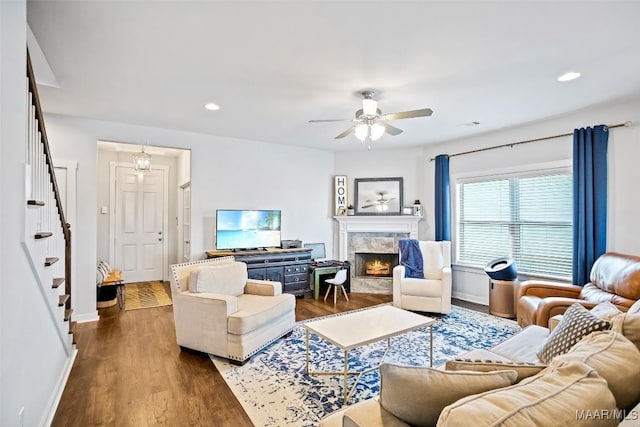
xmin=355 ymin=252 xmax=399 ymax=278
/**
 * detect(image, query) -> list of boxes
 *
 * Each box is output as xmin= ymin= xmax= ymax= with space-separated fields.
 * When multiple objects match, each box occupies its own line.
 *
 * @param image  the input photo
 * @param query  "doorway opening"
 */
xmin=97 ymin=141 xmax=191 ymax=283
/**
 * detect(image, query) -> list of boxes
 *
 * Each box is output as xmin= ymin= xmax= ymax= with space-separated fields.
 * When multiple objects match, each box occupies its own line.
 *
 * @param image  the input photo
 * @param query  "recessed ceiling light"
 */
xmin=557 ymin=72 xmax=581 ymax=82
xmin=204 ymin=102 xmax=220 ymax=111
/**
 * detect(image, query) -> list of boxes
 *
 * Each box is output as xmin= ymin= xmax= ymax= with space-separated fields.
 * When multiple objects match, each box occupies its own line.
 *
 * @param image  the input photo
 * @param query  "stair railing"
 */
xmin=26 ymin=50 xmax=73 ymax=337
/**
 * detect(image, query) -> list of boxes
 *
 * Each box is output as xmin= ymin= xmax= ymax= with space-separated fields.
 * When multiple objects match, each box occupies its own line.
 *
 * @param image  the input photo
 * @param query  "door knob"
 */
xmin=158 ymin=238 xmax=163 ymax=242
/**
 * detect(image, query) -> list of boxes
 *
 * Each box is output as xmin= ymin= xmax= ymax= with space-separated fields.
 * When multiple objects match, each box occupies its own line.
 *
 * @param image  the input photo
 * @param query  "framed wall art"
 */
xmin=354 ymin=177 xmax=403 ymax=216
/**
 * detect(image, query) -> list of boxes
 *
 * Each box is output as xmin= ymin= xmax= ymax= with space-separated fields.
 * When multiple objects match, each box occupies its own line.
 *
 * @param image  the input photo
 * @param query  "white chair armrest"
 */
xmin=177 ymin=291 xmax=238 ymax=315
xmin=245 ymin=279 xmax=282 ymax=296
xmin=392 ymin=265 xmax=405 ymax=307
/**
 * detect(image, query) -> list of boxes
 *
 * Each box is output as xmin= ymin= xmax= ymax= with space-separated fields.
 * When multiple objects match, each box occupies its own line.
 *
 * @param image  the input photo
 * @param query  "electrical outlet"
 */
xmin=19 ymin=407 xmax=25 ymax=426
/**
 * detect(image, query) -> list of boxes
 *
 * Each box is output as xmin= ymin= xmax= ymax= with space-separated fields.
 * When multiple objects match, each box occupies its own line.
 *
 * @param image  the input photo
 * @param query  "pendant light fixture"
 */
xmin=133 ymin=143 xmax=152 ymax=172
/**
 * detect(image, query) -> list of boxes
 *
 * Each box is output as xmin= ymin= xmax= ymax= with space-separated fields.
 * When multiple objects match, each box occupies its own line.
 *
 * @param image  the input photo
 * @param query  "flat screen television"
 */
xmin=216 ymin=209 xmax=282 ymax=250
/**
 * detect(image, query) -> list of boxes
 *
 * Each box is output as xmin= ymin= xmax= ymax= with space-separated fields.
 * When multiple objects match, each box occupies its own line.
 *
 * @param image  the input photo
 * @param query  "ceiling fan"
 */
xmin=309 ymin=90 xmax=433 ymax=142
xmin=361 ymin=192 xmax=395 ymax=211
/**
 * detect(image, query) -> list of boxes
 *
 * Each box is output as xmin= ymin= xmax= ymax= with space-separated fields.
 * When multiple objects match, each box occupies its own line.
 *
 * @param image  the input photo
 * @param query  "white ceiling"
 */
xmin=27 ymin=1 xmax=640 ymax=151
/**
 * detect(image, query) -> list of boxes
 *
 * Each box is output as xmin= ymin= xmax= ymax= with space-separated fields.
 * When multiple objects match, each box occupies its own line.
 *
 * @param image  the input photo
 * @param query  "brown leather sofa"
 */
xmin=517 ymin=252 xmax=640 ymax=327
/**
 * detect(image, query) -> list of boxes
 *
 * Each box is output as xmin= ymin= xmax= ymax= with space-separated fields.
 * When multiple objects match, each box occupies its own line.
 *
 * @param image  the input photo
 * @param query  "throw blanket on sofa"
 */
xmin=399 ymin=239 xmax=423 ymax=278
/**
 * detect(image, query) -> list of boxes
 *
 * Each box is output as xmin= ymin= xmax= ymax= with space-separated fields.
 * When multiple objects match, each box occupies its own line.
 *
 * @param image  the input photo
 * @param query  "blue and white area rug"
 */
xmin=211 ymin=305 xmax=520 ymax=427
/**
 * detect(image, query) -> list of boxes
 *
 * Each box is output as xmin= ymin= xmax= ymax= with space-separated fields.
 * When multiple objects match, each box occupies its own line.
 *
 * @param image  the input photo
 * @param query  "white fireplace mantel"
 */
xmin=334 ymin=215 xmax=421 ymax=260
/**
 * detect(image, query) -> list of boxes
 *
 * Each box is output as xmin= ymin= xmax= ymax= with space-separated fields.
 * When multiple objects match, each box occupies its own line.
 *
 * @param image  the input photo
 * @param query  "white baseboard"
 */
xmin=42 ymin=347 xmax=77 ymax=427
xmin=452 ymin=290 xmax=488 ymax=306
xmin=74 ymin=311 xmax=99 ymax=323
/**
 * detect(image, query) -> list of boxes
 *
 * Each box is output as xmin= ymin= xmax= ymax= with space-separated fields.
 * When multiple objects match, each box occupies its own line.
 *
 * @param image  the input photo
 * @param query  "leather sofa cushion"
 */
xmin=587 ymin=252 xmax=640 ymax=302
xmin=379 ymin=363 xmax=517 ymax=427
xmin=228 ymin=294 xmax=295 ymax=335
xmin=438 ymin=362 xmax=618 ymax=427
xmin=580 ymin=283 xmax=637 ymax=310
xmin=554 ymin=330 xmax=640 ymax=410
xmin=189 ymin=262 xmax=248 ymax=296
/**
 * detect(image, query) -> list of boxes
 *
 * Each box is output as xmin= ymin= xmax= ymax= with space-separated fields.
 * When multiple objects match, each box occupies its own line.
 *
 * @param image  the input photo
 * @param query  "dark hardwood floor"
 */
xmin=52 ymin=287 xmax=488 ymax=426
xmin=52 ymin=289 xmax=394 ymax=426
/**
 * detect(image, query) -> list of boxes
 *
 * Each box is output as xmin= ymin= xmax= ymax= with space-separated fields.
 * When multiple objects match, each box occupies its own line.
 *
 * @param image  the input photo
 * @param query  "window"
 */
xmin=456 ymin=167 xmax=572 ymax=278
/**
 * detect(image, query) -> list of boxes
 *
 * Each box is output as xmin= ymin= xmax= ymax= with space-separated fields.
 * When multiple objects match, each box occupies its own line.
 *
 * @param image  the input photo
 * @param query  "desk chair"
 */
xmin=324 ymin=269 xmax=349 ymax=304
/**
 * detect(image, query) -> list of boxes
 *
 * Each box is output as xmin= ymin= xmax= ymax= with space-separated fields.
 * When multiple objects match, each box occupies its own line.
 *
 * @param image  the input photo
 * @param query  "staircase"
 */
xmin=23 ymin=51 xmax=75 ymax=353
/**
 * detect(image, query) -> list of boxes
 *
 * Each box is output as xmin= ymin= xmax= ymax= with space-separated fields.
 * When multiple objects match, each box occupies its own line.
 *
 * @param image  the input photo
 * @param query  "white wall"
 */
xmin=1 ymin=2 xmax=75 ymax=425
xmin=96 ymin=148 xmax=179 ymax=271
xmin=422 ymin=98 xmax=640 ymax=304
xmin=44 ymin=114 xmax=336 ymax=320
xmin=333 ymin=147 xmax=429 ymax=239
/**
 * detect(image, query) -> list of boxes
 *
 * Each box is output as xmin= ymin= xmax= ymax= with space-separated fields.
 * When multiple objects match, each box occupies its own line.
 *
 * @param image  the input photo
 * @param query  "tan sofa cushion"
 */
xmin=227 ymin=293 xmax=295 ymax=335
xmin=342 ymin=399 xmax=410 ymax=427
xmin=438 ymin=361 xmax=618 ymax=427
xmin=490 ymin=325 xmax=548 ymax=364
xmin=379 ymin=363 xmax=517 ymax=427
xmin=554 ymin=330 xmax=640 ymax=409
xmin=190 ymin=262 xmax=248 ymax=296
xmin=537 ymin=303 xmax=610 ymax=363
xmin=445 ymin=359 xmax=546 ymax=383
xmin=611 ymin=312 xmax=640 ymax=353
xmin=590 ymin=301 xmax=623 ymax=321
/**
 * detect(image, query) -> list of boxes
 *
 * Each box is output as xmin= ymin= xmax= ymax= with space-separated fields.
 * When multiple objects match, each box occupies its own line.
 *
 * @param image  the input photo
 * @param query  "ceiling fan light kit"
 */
xmin=309 ymin=90 xmax=433 ymax=148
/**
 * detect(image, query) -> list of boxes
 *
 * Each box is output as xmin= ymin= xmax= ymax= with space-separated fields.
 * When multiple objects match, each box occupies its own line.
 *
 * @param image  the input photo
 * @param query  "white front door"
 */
xmin=114 ymin=166 xmax=166 ymax=282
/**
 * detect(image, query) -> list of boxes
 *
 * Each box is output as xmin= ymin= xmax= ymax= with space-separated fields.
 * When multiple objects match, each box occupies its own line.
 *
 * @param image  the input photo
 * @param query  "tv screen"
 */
xmin=216 ymin=209 xmax=281 ymax=250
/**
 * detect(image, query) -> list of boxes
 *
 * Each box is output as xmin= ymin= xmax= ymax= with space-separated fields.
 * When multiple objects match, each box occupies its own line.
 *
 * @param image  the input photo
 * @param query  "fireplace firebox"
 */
xmin=355 ymin=252 xmax=399 ymax=278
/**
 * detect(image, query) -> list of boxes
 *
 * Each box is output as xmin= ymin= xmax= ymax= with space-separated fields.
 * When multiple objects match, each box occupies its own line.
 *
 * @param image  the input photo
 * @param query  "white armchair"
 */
xmin=392 ymin=241 xmax=452 ymax=314
xmin=170 ymin=256 xmax=296 ymax=364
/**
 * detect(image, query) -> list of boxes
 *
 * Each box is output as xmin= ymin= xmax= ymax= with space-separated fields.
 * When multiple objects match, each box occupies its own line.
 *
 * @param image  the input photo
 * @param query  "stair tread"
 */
xmin=45 ymin=257 xmax=59 ymax=266
xmin=52 ymin=277 xmax=65 ymax=288
xmin=35 ymin=231 xmax=53 ymax=239
xmin=27 ymin=200 xmax=45 ymax=206
xmin=59 ymin=294 xmax=70 ymax=306
xmin=64 ymin=308 xmax=73 ymax=321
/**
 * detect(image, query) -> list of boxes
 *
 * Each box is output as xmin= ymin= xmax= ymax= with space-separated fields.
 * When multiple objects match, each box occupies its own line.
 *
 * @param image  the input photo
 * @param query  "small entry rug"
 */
xmin=211 ymin=305 xmax=521 ymax=426
xmin=124 ymin=281 xmax=172 ymax=311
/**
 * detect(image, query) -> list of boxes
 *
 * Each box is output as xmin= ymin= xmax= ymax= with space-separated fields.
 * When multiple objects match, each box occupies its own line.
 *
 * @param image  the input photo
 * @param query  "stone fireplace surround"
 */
xmin=334 ymin=216 xmax=421 ymax=293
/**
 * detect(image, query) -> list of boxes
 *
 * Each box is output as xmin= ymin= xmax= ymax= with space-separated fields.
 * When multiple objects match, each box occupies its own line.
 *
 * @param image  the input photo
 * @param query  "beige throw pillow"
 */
xmin=537 ymin=303 xmax=611 ymax=363
xmin=378 ymin=363 xmax=517 ymax=427
xmin=553 ymin=330 xmax=640 ymax=410
xmin=445 ymin=359 xmax=546 ymax=383
xmin=611 ymin=312 xmax=640 ymax=354
xmin=590 ymin=301 xmax=623 ymax=321
xmin=437 ymin=361 xmax=618 ymax=427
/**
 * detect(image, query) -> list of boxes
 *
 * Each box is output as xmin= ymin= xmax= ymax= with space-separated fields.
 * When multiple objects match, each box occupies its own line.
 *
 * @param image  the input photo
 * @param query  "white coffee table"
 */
xmin=304 ymin=305 xmax=436 ymax=404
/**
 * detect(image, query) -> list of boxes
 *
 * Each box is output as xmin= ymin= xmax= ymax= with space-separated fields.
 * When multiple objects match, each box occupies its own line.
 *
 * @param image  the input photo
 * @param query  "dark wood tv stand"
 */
xmin=206 ymin=248 xmax=312 ymax=298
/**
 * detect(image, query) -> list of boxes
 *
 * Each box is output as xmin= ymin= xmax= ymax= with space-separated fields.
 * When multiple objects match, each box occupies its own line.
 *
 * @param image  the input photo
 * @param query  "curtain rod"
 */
xmin=428 ymin=121 xmax=633 ymax=162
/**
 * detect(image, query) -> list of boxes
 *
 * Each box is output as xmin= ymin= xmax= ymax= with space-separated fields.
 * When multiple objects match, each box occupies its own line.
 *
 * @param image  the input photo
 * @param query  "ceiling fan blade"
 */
xmin=334 ymin=126 xmax=356 ymax=139
xmin=309 ymin=118 xmax=354 ymax=123
xmin=384 ymin=108 xmax=433 ymax=121
xmin=384 ymin=123 xmax=403 ymax=136
xmin=361 ymin=203 xmax=375 ymax=209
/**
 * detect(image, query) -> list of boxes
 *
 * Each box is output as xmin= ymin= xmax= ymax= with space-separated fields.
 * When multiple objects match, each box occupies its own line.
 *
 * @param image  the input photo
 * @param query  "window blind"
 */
xmin=457 ymin=170 xmax=572 ymax=278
